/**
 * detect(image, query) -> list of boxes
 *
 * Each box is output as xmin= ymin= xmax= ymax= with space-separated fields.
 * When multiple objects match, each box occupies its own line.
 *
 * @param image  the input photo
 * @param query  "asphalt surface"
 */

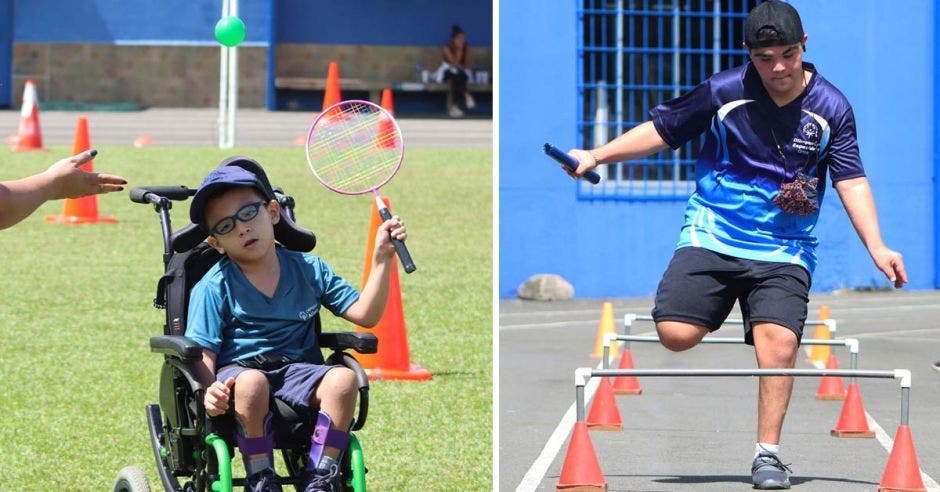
xmin=500 ymin=291 xmax=940 ymax=491
xmin=1 ymin=108 xmax=492 ymax=148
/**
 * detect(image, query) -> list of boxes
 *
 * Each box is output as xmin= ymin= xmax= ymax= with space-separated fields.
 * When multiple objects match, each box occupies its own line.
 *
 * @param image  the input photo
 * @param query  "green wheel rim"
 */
xmin=205 ymin=433 xmax=233 ymax=492
xmin=347 ymin=433 xmax=366 ymax=492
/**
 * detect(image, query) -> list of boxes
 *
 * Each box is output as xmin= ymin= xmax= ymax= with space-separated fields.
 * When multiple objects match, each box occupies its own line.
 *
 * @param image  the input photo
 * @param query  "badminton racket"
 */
xmin=306 ymin=99 xmax=416 ymax=274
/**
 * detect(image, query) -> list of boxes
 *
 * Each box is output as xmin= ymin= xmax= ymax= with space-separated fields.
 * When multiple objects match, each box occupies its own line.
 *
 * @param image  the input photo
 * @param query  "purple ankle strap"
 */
xmin=237 ymin=433 xmax=275 ymax=456
xmin=314 ymin=416 xmax=350 ymax=449
xmin=308 ymin=411 xmax=350 ymax=470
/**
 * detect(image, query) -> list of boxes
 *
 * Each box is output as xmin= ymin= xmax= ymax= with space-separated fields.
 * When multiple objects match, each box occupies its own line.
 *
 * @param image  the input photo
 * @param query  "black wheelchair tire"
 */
xmin=112 ymin=466 xmax=151 ymax=492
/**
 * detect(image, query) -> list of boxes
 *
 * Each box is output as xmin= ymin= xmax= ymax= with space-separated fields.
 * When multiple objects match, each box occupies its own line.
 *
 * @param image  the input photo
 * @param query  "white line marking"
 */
xmin=851 ymin=327 xmax=940 ymax=338
xmin=515 ymin=360 xmax=603 ymax=492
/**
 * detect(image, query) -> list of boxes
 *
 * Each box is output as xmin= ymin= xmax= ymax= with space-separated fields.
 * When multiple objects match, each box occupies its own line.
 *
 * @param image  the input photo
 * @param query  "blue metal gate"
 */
xmin=576 ymin=0 xmax=758 ymax=200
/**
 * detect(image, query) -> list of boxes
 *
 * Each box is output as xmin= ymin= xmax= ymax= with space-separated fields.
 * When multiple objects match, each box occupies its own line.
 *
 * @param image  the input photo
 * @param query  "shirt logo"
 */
xmin=801 ymin=122 xmax=819 ymax=140
xmin=299 ymin=305 xmax=318 ymax=321
xmin=792 ymin=122 xmax=820 ymax=156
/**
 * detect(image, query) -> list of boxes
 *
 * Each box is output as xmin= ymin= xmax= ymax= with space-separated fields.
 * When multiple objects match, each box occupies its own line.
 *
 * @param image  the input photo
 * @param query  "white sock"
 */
xmin=755 ymin=442 xmax=781 ymax=458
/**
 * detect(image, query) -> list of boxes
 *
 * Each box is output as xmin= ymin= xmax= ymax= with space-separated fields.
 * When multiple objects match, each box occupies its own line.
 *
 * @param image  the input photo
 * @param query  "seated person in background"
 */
xmin=435 ymin=24 xmax=475 ymax=117
xmin=185 ymin=165 xmax=406 ymax=491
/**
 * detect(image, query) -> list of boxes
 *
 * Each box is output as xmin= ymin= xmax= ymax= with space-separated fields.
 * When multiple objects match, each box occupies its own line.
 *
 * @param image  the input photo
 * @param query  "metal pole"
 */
xmin=575 ymin=384 xmax=585 ymax=422
xmin=612 ymin=334 xmax=851 ymax=347
xmin=225 ymin=0 xmax=239 ymax=148
xmin=633 ymin=313 xmax=829 ymax=326
xmin=900 ymin=386 xmax=910 ymax=426
xmin=712 ymin=0 xmax=720 ymax=73
xmin=592 ymin=368 xmax=898 ymax=379
xmin=615 ymin=0 xmax=623 ymax=139
xmin=672 ymin=3 xmax=680 ymax=188
xmin=218 ymin=0 xmax=230 ymax=148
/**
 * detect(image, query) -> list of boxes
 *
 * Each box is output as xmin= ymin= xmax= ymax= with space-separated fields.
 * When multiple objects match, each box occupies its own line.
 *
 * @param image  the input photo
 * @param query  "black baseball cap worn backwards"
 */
xmin=745 ymin=0 xmax=805 ymax=49
xmin=190 ymin=165 xmax=275 ymax=231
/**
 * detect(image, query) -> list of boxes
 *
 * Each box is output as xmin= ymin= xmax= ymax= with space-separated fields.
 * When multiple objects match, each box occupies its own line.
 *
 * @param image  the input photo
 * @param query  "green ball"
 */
xmin=215 ymin=16 xmax=246 ymax=47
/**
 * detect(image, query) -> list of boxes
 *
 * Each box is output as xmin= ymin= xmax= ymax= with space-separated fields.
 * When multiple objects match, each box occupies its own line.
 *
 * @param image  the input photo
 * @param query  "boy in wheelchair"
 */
xmin=185 ymin=165 xmax=406 ymax=492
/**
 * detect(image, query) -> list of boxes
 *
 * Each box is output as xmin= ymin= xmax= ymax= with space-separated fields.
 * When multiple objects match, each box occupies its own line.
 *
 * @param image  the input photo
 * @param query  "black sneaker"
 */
xmin=244 ymin=469 xmax=282 ymax=492
xmin=301 ymin=464 xmax=340 ymax=492
xmin=932 ymin=361 xmax=940 ymax=372
xmin=751 ymin=453 xmax=791 ymax=489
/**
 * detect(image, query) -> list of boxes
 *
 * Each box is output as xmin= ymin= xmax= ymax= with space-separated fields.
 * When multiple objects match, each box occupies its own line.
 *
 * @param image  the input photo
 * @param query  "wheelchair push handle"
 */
xmin=129 ymin=185 xmax=195 ymax=205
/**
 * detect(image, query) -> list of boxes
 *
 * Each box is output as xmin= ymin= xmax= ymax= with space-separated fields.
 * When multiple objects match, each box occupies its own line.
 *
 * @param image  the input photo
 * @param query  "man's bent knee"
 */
xmin=656 ymin=321 xmax=709 ymax=352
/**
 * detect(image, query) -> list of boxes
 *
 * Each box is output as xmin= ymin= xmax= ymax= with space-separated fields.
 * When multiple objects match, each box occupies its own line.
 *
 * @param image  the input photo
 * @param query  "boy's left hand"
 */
xmin=374 ymin=216 xmax=407 ymax=260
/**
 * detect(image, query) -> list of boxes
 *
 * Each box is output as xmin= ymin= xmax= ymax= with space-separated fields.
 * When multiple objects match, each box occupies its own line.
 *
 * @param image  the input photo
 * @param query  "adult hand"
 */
xmin=203 ymin=377 xmax=236 ymax=417
xmin=43 ymin=149 xmax=126 ymax=200
xmin=870 ymin=245 xmax=907 ymax=288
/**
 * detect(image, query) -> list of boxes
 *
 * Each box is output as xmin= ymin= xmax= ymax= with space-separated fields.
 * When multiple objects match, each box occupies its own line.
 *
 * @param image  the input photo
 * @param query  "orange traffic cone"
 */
xmin=377 ymin=88 xmax=397 ymax=149
xmin=611 ymin=349 xmax=642 ymax=395
xmin=557 ymin=422 xmax=607 ymax=491
xmin=133 ymin=134 xmax=154 ymax=147
xmin=12 ymin=80 xmax=45 ymax=152
xmin=808 ymin=305 xmax=832 ymax=365
xmin=586 ymin=378 xmax=623 ymax=431
xmin=815 ymin=354 xmax=846 ymax=400
xmin=45 ymin=117 xmax=118 ymax=225
xmin=830 ymin=382 xmax=875 ymax=438
xmin=590 ymin=302 xmax=619 ymax=359
xmin=878 ymin=425 xmax=926 ymax=492
xmin=353 ymin=196 xmax=430 ymax=381
xmin=322 ymin=61 xmax=342 ymax=111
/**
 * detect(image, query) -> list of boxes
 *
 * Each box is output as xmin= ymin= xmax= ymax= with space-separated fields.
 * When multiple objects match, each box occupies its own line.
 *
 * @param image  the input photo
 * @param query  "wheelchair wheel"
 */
xmin=112 ymin=466 xmax=150 ymax=492
xmin=341 ymin=433 xmax=367 ymax=492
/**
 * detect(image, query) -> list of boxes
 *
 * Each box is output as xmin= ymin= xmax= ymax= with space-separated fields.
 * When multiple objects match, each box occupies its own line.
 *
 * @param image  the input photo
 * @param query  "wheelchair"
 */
xmin=116 ymin=157 xmax=377 ymax=492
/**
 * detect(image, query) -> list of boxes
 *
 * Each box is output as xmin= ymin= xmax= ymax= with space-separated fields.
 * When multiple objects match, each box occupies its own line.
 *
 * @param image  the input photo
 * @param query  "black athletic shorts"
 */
xmin=651 ymin=246 xmax=811 ymax=345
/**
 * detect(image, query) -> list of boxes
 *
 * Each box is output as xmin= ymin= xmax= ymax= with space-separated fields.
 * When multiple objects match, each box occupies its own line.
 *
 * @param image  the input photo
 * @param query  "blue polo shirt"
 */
xmin=650 ymin=62 xmax=865 ymax=274
xmin=185 ymin=247 xmax=360 ymax=367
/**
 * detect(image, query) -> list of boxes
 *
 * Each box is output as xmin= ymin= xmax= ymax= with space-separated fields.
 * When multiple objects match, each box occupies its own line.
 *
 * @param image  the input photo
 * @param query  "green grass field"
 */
xmin=0 ymin=145 xmax=492 ymax=491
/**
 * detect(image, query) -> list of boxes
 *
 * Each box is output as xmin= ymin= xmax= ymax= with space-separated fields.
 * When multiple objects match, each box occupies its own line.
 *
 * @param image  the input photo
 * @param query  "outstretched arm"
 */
xmin=835 ymin=176 xmax=907 ymax=288
xmin=0 ymin=150 xmax=126 ymax=229
xmin=341 ymin=217 xmax=407 ymax=327
xmin=565 ymin=121 xmax=670 ymax=179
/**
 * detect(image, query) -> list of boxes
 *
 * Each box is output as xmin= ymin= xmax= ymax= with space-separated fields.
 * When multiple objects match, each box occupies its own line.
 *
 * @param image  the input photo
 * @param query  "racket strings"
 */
xmin=308 ymin=102 xmax=403 ymax=195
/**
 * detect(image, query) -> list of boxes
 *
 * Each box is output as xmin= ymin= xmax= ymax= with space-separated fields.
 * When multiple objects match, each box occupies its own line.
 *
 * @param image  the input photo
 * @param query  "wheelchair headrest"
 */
xmin=171 ymin=156 xmax=317 ymax=253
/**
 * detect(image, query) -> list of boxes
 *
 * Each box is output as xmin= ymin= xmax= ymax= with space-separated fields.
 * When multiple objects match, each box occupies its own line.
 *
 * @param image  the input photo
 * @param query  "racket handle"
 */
xmin=543 ymin=143 xmax=601 ymax=184
xmin=377 ymin=206 xmax=417 ymax=274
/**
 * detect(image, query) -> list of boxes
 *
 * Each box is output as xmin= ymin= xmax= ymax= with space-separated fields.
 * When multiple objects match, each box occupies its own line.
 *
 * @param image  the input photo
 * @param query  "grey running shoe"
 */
xmin=244 ymin=469 xmax=283 ymax=492
xmin=751 ymin=453 xmax=791 ymax=489
xmin=302 ymin=464 xmax=340 ymax=492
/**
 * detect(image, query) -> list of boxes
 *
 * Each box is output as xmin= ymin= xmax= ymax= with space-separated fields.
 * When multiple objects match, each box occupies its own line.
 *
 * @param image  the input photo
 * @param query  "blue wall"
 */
xmin=10 ymin=0 xmax=491 ymax=47
xmin=277 ymin=1 xmax=492 ymax=46
xmin=0 ymin=0 xmax=11 ymax=107
xmin=13 ymin=0 xmax=270 ymax=45
xmin=499 ymin=0 xmax=936 ymax=298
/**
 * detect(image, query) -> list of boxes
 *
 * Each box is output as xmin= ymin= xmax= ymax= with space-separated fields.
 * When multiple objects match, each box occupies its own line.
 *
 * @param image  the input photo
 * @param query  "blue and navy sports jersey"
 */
xmin=650 ymin=62 xmax=865 ymax=274
xmin=185 ymin=247 xmax=360 ymax=367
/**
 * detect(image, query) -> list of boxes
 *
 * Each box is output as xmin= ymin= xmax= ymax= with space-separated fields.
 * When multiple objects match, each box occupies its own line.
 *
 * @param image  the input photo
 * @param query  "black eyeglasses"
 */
xmin=208 ymin=201 xmax=267 ymax=236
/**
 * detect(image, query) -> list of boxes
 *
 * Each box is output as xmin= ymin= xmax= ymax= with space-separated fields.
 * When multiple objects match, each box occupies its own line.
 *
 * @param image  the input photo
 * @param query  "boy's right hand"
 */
xmin=204 ymin=377 xmax=236 ymax=417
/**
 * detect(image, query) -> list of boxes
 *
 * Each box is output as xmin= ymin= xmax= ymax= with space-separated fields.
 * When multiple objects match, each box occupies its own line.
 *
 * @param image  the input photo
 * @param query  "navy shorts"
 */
xmin=652 ymin=247 xmax=811 ymax=345
xmin=217 ymin=362 xmax=337 ymax=414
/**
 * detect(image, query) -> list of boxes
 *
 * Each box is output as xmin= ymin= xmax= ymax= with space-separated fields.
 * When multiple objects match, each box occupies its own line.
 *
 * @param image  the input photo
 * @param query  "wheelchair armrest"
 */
xmin=319 ymin=332 xmax=378 ymax=354
xmin=150 ymin=335 xmax=203 ymax=361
